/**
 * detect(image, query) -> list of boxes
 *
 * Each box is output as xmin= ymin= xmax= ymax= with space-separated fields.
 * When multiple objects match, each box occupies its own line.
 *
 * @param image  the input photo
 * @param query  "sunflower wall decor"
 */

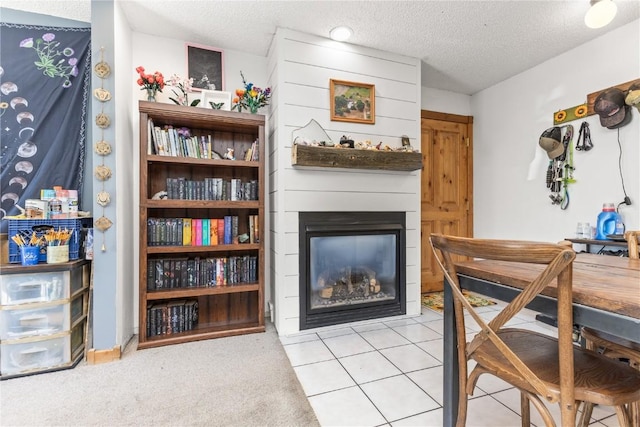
xmin=553 ymin=103 xmax=588 ymax=125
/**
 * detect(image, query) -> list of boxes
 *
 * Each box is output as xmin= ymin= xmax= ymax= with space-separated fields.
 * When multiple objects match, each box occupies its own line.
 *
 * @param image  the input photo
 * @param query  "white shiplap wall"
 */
xmin=268 ymin=28 xmax=422 ymax=336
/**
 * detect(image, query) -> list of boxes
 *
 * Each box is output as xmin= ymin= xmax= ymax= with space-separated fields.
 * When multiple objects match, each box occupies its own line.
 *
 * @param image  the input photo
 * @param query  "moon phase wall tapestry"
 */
xmin=0 ymin=23 xmax=91 ymax=232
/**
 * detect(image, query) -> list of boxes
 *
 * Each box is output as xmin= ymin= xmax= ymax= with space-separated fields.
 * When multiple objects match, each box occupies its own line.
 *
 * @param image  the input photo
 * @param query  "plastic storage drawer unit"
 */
xmin=0 ymin=334 xmax=71 ymax=376
xmin=0 ymin=302 xmax=70 ymax=340
xmin=0 ymin=271 xmax=69 ymax=305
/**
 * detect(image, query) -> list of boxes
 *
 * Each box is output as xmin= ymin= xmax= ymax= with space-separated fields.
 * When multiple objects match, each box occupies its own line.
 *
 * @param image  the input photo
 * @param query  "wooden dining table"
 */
xmin=442 ymin=253 xmax=640 ymax=427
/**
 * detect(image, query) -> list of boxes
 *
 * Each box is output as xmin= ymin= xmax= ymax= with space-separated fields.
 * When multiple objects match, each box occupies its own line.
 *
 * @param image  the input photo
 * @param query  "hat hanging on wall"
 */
xmin=625 ymin=82 xmax=640 ymax=112
xmin=539 ymin=126 xmax=564 ymax=159
xmin=593 ymin=88 xmax=632 ymax=129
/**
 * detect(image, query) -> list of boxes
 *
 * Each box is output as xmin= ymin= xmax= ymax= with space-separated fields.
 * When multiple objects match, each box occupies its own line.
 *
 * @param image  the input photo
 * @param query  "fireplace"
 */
xmin=299 ymin=211 xmax=406 ymax=330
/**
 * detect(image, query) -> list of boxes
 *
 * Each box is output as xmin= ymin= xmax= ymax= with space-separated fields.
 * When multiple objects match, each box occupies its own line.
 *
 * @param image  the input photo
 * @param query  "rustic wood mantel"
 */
xmin=291 ymin=144 xmax=423 ymax=172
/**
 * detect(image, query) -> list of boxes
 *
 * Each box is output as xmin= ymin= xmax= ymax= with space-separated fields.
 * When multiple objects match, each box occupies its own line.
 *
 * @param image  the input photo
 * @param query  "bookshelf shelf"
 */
xmin=146 ymin=243 xmax=261 ymax=254
xmin=146 ymin=283 xmax=260 ymax=300
xmin=138 ymin=323 xmax=264 ymax=350
xmin=138 ymin=101 xmax=265 ymax=349
xmin=144 ymin=200 xmax=260 ymax=209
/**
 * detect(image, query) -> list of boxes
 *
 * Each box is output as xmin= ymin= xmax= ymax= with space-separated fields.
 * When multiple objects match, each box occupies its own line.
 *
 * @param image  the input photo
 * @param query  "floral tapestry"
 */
xmin=0 ymin=23 xmax=91 ymax=232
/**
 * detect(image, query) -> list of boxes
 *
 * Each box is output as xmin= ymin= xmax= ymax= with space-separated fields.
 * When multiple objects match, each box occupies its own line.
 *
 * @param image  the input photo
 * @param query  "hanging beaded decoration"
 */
xmin=94 ymin=47 xmax=113 ymax=252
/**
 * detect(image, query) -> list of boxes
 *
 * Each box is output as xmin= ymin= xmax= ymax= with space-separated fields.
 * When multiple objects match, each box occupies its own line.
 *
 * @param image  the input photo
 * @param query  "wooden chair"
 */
xmin=625 ymin=230 xmax=639 ymax=259
xmin=578 ymin=229 xmax=640 ymax=426
xmin=429 ymin=233 xmax=640 ymax=426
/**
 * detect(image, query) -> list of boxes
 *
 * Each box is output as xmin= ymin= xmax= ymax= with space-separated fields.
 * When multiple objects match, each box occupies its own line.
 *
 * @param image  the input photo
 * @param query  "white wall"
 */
xmin=471 ymin=20 xmax=639 ymax=243
xmin=268 ymin=29 xmax=422 ymax=336
xmin=114 ymin=1 xmax=134 ymax=348
xmin=421 ymin=87 xmax=471 ymax=116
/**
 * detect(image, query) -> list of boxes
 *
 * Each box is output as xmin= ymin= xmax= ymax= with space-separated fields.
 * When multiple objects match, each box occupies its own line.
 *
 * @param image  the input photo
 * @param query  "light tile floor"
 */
xmin=280 ymin=295 xmax=619 ymax=427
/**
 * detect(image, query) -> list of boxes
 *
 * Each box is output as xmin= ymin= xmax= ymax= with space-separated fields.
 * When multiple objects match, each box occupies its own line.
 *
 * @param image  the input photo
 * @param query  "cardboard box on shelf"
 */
xmin=25 ymin=199 xmax=49 ymax=219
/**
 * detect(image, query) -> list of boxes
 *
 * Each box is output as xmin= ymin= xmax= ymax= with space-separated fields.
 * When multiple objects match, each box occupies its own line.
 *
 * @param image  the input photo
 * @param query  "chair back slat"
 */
xmin=625 ymin=231 xmax=639 ymax=259
xmin=429 ymin=233 xmax=576 ymax=402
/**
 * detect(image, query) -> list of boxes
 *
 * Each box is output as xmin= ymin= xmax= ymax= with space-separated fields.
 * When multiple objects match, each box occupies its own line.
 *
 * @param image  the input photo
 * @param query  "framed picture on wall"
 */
xmin=186 ymin=43 xmax=224 ymax=91
xmin=330 ymin=79 xmax=375 ymax=124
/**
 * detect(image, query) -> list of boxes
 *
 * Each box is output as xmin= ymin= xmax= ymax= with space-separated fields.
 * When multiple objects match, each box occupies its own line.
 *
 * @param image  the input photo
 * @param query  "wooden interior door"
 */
xmin=420 ymin=111 xmax=473 ymax=293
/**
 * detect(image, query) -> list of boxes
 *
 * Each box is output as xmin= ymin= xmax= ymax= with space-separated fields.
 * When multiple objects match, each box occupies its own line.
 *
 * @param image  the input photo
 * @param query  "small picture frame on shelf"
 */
xmin=186 ymin=43 xmax=224 ymax=92
xmin=199 ymin=90 xmax=232 ymax=111
xmin=330 ymin=79 xmax=375 ymax=124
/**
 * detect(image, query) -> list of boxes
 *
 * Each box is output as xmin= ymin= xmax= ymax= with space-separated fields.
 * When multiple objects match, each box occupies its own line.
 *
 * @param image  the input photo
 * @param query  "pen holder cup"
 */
xmin=47 ymin=245 xmax=69 ymax=264
xmin=20 ymin=246 xmax=40 ymax=266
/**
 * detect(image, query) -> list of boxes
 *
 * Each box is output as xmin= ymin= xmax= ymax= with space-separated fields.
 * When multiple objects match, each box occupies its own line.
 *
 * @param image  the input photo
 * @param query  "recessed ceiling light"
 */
xmin=585 ymin=0 xmax=617 ymax=29
xmin=330 ymin=26 xmax=353 ymax=42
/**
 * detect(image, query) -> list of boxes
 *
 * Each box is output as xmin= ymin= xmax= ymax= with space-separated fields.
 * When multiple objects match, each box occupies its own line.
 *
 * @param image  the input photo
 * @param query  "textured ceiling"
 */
xmin=4 ymin=0 xmax=639 ymax=95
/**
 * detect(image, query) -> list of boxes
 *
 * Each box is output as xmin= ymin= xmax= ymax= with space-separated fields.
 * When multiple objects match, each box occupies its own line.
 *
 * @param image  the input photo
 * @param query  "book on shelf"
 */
xmin=166 ymin=126 xmax=176 ymax=156
xmin=202 ymin=219 xmax=210 ymax=246
xmin=253 ymin=215 xmax=259 ymax=243
xmin=251 ymin=140 xmax=259 ymax=161
xmin=249 ymin=215 xmax=255 ymax=244
xmin=223 ymin=216 xmax=232 ymax=245
xmin=147 ymin=118 xmax=155 ymax=155
xmin=210 ymin=219 xmax=219 ymax=245
xmin=182 ymin=218 xmax=192 ymax=246
xmin=232 ymin=215 xmax=239 ymax=244
xmin=217 ymin=218 xmax=225 ymax=245
xmin=193 ymin=219 xmax=202 ymax=246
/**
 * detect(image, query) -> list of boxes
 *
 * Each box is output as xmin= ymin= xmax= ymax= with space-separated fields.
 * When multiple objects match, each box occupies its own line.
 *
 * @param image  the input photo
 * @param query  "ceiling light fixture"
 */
xmin=330 ymin=26 xmax=353 ymax=42
xmin=585 ymin=0 xmax=617 ymax=29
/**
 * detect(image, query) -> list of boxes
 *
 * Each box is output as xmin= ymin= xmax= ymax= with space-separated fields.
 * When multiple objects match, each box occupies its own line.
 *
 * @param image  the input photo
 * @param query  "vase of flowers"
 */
xmin=136 ymin=66 xmax=164 ymax=101
xmin=166 ymin=74 xmax=201 ymax=107
xmin=232 ymin=71 xmax=271 ymax=114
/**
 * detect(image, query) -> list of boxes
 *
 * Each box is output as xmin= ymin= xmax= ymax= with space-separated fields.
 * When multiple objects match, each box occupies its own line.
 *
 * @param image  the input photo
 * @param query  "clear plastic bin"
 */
xmin=1 ymin=334 xmax=71 ymax=375
xmin=0 ymin=271 xmax=69 ymax=305
xmin=0 ymin=302 xmax=70 ymax=340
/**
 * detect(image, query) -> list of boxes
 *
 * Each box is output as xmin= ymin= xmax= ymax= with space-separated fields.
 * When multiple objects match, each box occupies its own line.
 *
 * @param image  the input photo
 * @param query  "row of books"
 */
xmin=147 ymin=119 xmax=260 ymax=162
xmin=165 ymin=177 xmax=258 ymax=201
xmin=147 ymin=255 xmax=258 ymax=290
xmin=146 ymin=299 xmax=198 ymax=337
xmin=147 ymin=216 xmax=260 ymax=246
xmin=244 ymin=140 xmax=259 ymax=162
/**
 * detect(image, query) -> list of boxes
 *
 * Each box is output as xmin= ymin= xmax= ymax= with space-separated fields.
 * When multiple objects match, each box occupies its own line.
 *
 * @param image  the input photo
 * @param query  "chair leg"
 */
xmin=578 ymin=402 xmax=594 ymax=426
xmin=631 ymin=401 xmax=639 ymax=427
xmin=522 ymin=390 xmax=556 ymax=427
xmin=456 ymin=391 xmax=468 ymax=427
xmin=520 ymin=392 xmax=530 ymax=427
xmin=614 ymin=404 xmax=631 ymax=427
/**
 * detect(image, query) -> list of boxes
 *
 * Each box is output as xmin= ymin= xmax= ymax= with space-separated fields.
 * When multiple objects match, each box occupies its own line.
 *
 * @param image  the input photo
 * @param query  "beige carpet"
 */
xmin=0 ymin=323 xmax=318 ymax=427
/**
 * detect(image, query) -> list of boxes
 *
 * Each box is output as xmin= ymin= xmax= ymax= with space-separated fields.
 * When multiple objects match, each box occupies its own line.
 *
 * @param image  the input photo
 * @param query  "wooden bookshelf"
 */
xmin=138 ymin=101 xmax=265 ymax=349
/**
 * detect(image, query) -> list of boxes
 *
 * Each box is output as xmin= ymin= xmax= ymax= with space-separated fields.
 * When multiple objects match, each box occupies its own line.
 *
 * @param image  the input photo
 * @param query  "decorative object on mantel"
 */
xmin=166 ymin=74 xmax=200 ymax=107
xmin=330 ymin=79 xmax=375 ymax=124
xmin=231 ymin=71 xmax=271 ymax=114
xmin=291 ymin=144 xmax=422 ymax=172
xmin=135 ymin=65 xmax=165 ymax=102
xmin=292 ymin=119 xmax=334 ymax=147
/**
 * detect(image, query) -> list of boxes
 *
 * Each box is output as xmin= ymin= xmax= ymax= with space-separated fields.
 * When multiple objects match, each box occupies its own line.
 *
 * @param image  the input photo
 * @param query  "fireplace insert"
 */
xmin=299 ymin=211 xmax=406 ymax=330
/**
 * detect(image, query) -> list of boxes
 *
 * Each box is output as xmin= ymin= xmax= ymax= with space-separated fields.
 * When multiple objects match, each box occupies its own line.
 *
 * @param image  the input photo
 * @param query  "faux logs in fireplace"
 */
xmin=299 ymin=211 xmax=406 ymax=330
